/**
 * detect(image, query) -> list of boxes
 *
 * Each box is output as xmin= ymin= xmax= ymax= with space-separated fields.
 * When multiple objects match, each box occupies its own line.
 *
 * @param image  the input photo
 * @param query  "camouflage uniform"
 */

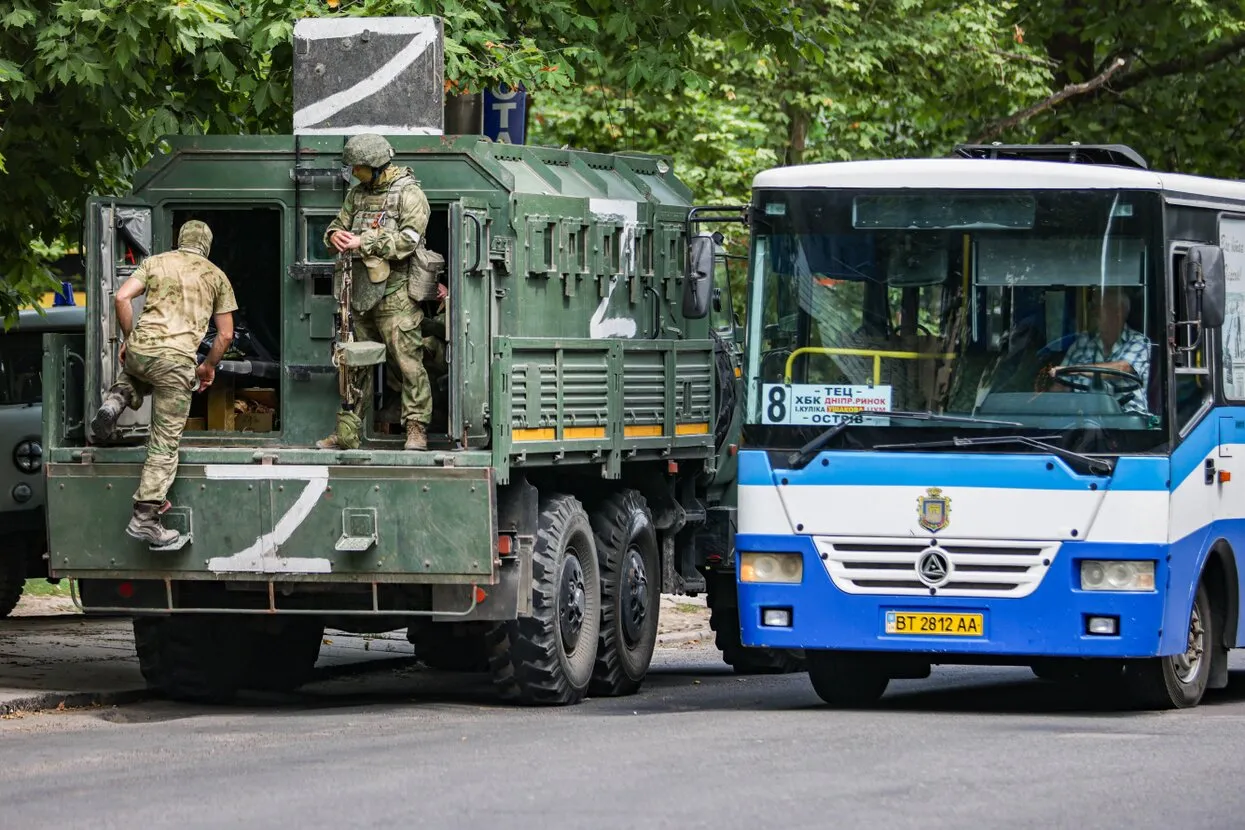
xmin=92 ymin=221 xmax=237 ymax=543
xmin=321 ymin=136 xmax=433 ymax=448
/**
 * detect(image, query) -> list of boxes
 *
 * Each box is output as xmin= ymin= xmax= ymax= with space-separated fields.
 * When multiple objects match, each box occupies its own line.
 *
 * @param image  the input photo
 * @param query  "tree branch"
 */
xmin=973 ymin=56 xmax=1128 ymax=143
xmin=1098 ymin=32 xmax=1245 ymax=99
xmin=972 ymin=46 xmax=1059 ymax=69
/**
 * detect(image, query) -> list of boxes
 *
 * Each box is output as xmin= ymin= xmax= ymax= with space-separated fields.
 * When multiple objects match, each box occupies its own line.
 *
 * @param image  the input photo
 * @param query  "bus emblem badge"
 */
xmin=917 ymin=487 xmax=951 ymax=533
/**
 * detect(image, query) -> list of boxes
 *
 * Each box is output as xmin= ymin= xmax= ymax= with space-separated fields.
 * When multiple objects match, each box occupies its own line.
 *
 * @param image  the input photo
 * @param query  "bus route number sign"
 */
xmin=761 ymin=384 xmax=892 ymax=426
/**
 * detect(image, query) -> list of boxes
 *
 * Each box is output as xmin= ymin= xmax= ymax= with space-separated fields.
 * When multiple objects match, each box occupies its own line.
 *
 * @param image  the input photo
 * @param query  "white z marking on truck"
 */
xmin=204 ymin=465 xmax=333 ymax=574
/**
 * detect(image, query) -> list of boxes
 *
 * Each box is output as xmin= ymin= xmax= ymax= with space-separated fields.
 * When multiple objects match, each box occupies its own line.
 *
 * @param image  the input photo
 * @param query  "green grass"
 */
xmin=675 ymin=603 xmax=703 ymax=614
xmin=22 ymin=579 xmax=71 ymax=597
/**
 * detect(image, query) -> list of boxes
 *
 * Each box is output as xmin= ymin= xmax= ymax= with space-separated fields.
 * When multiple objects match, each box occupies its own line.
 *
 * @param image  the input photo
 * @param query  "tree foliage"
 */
xmin=3 ymin=0 xmax=1245 ymax=321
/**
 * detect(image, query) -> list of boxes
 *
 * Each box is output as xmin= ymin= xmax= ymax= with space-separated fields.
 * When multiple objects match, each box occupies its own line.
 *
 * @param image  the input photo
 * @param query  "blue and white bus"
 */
xmin=729 ymin=144 xmax=1240 ymax=709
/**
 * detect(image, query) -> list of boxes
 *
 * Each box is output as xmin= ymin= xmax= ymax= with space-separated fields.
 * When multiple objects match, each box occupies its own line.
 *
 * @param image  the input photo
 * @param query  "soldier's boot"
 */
xmin=404 ymin=420 xmax=427 ymax=451
xmin=315 ymin=433 xmax=341 ymax=450
xmin=91 ymin=390 xmax=128 ymax=441
xmin=126 ymin=501 xmax=180 ymax=547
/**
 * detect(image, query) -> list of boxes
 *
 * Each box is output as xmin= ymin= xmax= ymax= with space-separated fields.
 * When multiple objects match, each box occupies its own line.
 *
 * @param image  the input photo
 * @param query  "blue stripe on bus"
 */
xmin=740 ymin=408 xmax=1245 ymax=492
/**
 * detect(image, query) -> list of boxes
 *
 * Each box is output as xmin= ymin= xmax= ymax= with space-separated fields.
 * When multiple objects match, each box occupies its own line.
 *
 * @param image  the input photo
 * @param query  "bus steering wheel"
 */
xmin=1052 ymin=364 xmax=1143 ymax=404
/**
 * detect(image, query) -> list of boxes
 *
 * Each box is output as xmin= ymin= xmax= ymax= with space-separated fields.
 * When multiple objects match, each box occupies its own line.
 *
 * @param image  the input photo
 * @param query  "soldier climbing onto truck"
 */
xmin=317 ymin=132 xmax=436 ymax=451
xmin=90 ymin=220 xmax=237 ymax=546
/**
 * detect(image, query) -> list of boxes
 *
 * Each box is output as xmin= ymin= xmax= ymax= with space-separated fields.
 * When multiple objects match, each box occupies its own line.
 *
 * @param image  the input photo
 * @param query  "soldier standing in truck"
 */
xmin=316 ymin=133 xmax=434 ymax=451
xmin=90 ymin=220 xmax=237 ymax=546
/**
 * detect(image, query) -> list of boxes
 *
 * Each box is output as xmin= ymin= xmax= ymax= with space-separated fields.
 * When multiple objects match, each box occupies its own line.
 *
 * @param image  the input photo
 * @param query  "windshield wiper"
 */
xmin=873 ymin=433 xmax=1116 ymax=476
xmin=784 ymin=411 xmax=1023 ymax=469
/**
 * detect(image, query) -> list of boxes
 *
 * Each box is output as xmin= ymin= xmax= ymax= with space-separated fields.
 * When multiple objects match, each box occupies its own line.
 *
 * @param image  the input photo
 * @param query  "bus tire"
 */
xmin=807 ymin=650 xmax=889 ymax=708
xmin=0 ymin=553 xmax=26 ymax=619
xmin=1124 ymin=583 xmax=1213 ymax=710
xmin=133 ymin=615 xmax=246 ymax=703
xmin=588 ymin=489 xmax=660 ymax=697
xmin=488 ymin=493 xmax=601 ymax=705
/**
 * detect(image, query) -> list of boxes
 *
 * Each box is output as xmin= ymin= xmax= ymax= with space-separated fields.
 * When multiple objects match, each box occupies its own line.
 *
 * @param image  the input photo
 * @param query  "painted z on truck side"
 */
xmin=41 ymin=132 xmax=739 ymax=705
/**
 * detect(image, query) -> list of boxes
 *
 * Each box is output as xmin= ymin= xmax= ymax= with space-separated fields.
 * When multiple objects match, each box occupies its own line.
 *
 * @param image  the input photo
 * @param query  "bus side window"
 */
xmin=1173 ymin=252 xmax=1212 ymax=429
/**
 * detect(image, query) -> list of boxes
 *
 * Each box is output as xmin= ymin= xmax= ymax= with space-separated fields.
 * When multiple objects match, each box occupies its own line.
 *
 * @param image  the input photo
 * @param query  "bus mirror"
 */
xmin=1184 ymin=245 xmax=1226 ymax=329
xmin=683 ymin=233 xmax=714 ymax=319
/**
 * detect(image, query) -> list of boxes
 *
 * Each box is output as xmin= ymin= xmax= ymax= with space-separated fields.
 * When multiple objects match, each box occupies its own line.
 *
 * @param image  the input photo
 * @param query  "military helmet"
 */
xmin=342 ymin=134 xmax=395 ymax=168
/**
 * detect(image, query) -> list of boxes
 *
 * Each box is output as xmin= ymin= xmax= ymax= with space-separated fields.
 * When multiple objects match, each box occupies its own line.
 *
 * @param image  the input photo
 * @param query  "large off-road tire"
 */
xmin=488 ymin=493 xmax=601 ymax=705
xmin=707 ymin=575 xmax=806 ymax=674
xmin=0 ymin=553 xmax=27 ymax=618
xmin=407 ymin=622 xmax=491 ymax=672
xmin=133 ymin=615 xmax=249 ymax=703
xmin=806 ymin=650 xmax=889 ymax=708
xmin=588 ymin=489 xmax=660 ymax=697
xmin=241 ymin=619 xmax=325 ymax=692
xmin=1124 ymin=583 xmax=1214 ymax=710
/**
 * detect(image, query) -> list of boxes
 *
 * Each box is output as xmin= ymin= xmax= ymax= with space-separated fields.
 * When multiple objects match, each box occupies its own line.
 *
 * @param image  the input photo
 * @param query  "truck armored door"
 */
xmin=84 ymin=197 xmax=153 ymax=442
xmin=448 ymin=198 xmax=492 ymax=447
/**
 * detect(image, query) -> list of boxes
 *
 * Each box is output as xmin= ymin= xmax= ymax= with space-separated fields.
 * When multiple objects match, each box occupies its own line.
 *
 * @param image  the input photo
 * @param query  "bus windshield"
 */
xmin=742 ymin=188 xmax=1167 ymax=454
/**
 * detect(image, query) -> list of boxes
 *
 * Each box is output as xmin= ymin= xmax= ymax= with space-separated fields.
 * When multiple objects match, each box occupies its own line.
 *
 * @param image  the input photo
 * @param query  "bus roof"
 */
xmin=752 ymin=158 xmax=1245 ymax=205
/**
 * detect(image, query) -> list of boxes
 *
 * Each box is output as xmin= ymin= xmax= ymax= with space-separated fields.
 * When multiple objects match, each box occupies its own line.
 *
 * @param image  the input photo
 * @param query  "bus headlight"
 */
xmin=1080 ymin=560 xmax=1155 ymax=591
xmin=740 ymin=553 xmax=803 ymax=584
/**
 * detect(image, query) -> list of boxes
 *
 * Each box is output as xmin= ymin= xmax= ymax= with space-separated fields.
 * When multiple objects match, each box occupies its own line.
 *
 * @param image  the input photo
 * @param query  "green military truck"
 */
xmin=1 ymin=303 xmax=85 ymax=616
xmin=40 ymin=132 xmax=754 ymax=703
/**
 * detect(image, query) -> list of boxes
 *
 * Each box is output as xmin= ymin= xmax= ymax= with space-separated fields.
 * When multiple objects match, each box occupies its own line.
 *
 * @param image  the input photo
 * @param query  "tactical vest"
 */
xmin=340 ymin=172 xmax=423 ymax=313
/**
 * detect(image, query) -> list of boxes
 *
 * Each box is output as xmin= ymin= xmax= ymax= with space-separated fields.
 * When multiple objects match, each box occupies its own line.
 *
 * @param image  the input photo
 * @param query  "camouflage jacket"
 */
xmin=125 ymin=250 xmax=238 ymax=362
xmin=325 ymin=165 xmax=431 ymax=297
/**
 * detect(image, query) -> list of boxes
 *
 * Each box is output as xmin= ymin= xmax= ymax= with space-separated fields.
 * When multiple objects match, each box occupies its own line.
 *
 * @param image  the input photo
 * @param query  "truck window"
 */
xmin=0 ymin=332 xmax=43 ymax=406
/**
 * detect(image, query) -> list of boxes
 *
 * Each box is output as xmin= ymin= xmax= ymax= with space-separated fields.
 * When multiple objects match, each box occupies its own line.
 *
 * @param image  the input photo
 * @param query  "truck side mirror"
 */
xmin=1184 ymin=245 xmax=1226 ymax=329
xmin=683 ymin=233 xmax=714 ymax=319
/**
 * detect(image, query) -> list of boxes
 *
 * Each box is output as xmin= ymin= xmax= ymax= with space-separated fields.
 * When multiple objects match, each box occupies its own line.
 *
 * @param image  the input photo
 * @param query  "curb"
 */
xmin=0 ymin=654 xmax=422 ymax=716
xmin=656 ymin=626 xmax=713 ymax=646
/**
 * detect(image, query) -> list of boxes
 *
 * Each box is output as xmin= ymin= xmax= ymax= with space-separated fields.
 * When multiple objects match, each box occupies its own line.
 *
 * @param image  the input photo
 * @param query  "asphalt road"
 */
xmin=4 ymin=645 xmax=1245 ymax=830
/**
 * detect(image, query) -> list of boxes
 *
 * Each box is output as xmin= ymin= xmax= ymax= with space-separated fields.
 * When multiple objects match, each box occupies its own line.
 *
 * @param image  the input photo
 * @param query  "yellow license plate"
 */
xmin=884 ymin=611 xmax=984 ymax=637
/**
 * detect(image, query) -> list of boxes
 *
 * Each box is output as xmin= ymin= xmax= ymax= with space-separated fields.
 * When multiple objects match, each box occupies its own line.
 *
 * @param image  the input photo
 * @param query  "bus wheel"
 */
xmin=1125 ymin=583 xmax=1213 ymax=710
xmin=807 ymin=650 xmax=889 ymax=708
xmin=588 ymin=489 xmax=660 ymax=697
xmin=488 ymin=493 xmax=601 ymax=705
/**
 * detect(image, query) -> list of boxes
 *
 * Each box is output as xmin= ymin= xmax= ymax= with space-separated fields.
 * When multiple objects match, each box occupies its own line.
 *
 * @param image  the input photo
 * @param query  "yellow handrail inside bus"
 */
xmin=783 ymin=347 xmax=957 ymax=385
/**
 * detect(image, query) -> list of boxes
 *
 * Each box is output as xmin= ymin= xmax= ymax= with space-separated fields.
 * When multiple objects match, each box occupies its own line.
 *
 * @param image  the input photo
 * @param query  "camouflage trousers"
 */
xmin=111 ymin=351 xmax=195 ymax=504
xmin=354 ymin=289 xmax=432 ymax=426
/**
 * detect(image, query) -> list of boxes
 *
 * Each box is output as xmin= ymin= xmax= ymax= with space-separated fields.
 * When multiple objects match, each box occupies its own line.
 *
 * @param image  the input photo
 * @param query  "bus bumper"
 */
xmin=735 ymin=534 xmax=1171 ymax=659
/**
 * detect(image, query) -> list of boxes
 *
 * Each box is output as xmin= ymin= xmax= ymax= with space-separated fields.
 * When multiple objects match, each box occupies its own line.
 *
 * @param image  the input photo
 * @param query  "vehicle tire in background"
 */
xmin=241 ymin=618 xmax=325 ymax=692
xmin=806 ymin=650 xmax=889 ymax=708
xmin=707 ymin=572 xmax=805 ymax=674
xmin=488 ymin=493 xmax=601 ymax=705
xmin=407 ymin=622 xmax=492 ymax=672
xmin=133 ymin=615 xmax=248 ymax=703
xmin=0 ymin=553 xmax=27 ymax=618
xmin=588 ymin=489 xmax=660 ymax=697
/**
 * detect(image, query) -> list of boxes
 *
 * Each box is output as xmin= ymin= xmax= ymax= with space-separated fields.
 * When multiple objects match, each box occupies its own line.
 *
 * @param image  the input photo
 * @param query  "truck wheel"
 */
xmin=588 ymin=489 xmax=660 ymax=697
xmin=488 ymin=493 xmax=601 ymax=705
xmin=1124 ymin=583 xmax=1213 ymax=710
xmin=241 ymin=619 xmax=325 ymax=692
xmin=707 ymin=577 xmax=806 ymax=674
xmin=133 ymin=615 xmax=247 ymax=703
xmin=806 ymin=650 xmax=889 ymax=708
xmin=0 ymin=554 xmax=27 ymax=618
xmin=407 ymin=622 xmax=491 ymax=672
